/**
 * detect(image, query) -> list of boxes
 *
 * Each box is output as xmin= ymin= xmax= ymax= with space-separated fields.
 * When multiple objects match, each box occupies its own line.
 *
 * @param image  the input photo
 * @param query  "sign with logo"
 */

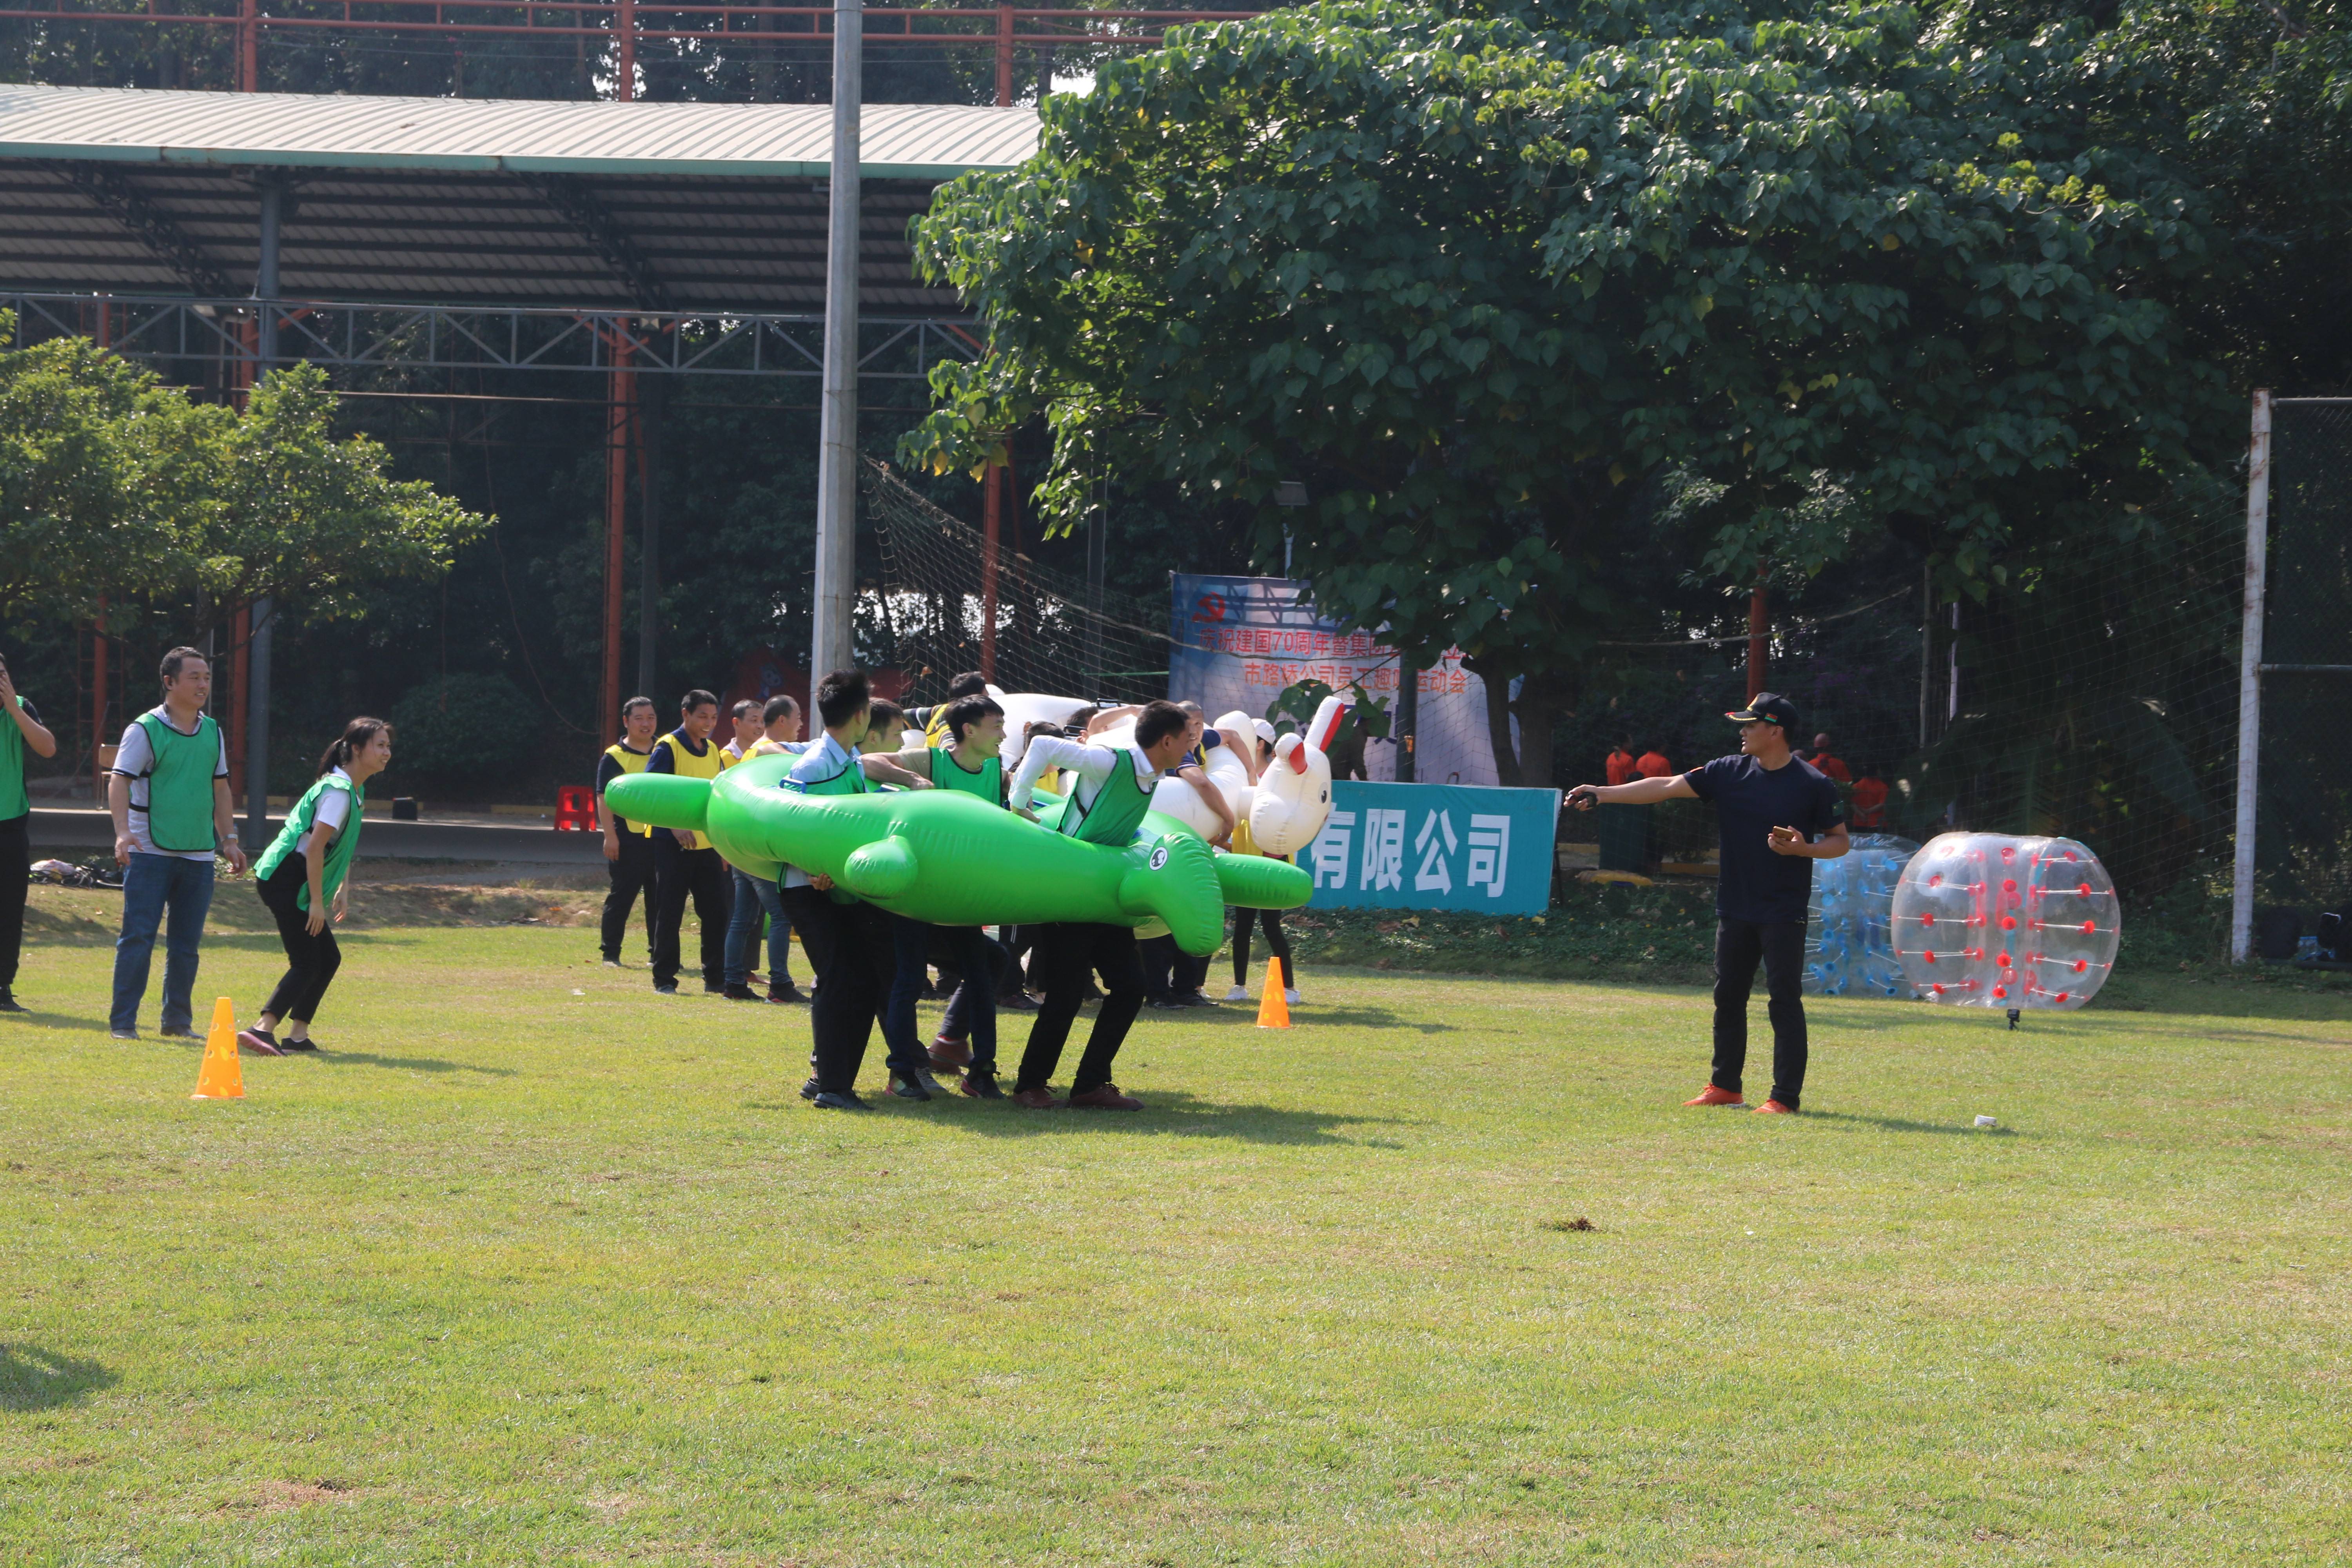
xmin=1168 ymin=573 xmax=1502 ymax=788
xmin=1301 ymin=780 xmax=1561 ymax=916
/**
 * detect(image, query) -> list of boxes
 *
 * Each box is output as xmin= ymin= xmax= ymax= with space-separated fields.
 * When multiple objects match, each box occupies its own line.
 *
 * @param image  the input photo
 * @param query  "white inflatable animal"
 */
xmin=1247 ymin=696 xmax=1343 ymax=857
xmin=985 ymin=688 xmax=1097 ymax=777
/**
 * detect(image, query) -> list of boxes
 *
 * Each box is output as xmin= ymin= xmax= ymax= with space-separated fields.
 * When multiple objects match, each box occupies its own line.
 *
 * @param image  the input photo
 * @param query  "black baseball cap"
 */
xmin=1725 ymin=693 xmax=1799 ymax=732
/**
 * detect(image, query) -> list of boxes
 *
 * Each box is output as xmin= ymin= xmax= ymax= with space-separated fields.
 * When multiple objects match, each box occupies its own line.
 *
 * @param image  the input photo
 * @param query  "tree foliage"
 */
xmin=903 ymin=0 xmax=2232 ymax=778
xmin=0 ymin=319 xmax=486 ymax=630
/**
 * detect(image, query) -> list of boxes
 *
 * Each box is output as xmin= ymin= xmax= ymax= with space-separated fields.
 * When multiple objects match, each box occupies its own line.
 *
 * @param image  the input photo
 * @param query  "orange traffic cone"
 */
xmin=1255 ymin=960 xmax=1290 ymax=1029
xmin=191 ymin=996 xmax=244 ymax=1100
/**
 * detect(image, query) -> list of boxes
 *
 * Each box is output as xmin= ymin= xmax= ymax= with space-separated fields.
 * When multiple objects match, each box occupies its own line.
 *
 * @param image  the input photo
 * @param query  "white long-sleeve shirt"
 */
xmin=1009 ymin=735 xmax=1159 ymax=822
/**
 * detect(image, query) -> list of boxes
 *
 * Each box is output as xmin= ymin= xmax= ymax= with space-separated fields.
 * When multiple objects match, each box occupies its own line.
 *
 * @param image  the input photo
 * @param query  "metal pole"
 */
xmin=243 ymin=597 xmax=272 ymax=850
xmin=254 ymin=181 xmax=281 ymax=372
xmin=617 ymin=0 xmax=636 ymax=100
xmin=239 ymin=0 xmax=258 ymax=91
xmin=600 ymin=336 xmax=632 ymax=741
xmin=2231 ymin=388 xmax=2273 ymax=964
xmin=995 ymin=3 xmax=1013 ymax=106
xmin=809 ymin=0 xmax=862 ymax=679
xmin=90 ymin=599 xmax=107 ymax=805
xmin=635 ymin=370 xmax=662 ymax=700
xmin=1746 ymin=575 xmax=1768 ymax=700
xmin=980 ymin=461 xmax=1001 ymax=682
xmin=1084 ymin=466 xmax=1105 ymax=691
xmin=1918 ymin=561 xmax=1931 ymax=751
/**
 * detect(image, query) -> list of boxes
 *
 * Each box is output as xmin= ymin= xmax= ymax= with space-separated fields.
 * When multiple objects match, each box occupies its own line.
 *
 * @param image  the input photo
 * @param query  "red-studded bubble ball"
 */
xmin=1892 ymin=832 xmax=2119 ymax=1012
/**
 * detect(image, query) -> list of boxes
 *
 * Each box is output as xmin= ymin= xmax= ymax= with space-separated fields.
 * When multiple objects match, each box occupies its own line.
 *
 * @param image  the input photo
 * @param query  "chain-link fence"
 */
xmin=2254 ymin=398 xmax=2352 ymax=924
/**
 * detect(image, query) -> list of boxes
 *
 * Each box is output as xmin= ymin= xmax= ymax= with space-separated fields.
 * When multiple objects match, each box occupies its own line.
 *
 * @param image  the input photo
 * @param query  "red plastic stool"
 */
xmin=554 ymin=784 xmax=598 ymax=832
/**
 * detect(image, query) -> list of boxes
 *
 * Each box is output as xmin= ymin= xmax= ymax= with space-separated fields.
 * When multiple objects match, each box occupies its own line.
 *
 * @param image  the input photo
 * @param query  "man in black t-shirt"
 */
xmin=1568 ymin=693 xmax=1847 ymax=1113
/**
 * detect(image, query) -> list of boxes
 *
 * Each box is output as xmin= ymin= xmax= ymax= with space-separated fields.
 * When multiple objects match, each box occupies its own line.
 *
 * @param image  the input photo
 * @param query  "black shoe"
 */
xmin=159 ymin=1025 xmax=193 ymax=1038
xmin=960 ymin=1070 xmax=1005 ymax=1100
xmin=812 ymin=1090 xmax=870 ymax=1110
xmin=800 ymin=1076 xmax=821 ymax=1101
xmin=281 ymin=1036 xmax=318 ymax=1052
xmin=766 ymin=985 xmax=808 ymax=1005
xmin=996 ymin=990 xmax=1040 ymax=1012
xmin=888 ymin=1067 xmax=943 ymax=1101
xmin=1144 ymin=996 xmax=1179 ymax=1011
xmin=724 ymin=983 xmax=759 ymax=1001
xmin=0 ymin=990 xmax=24 ymax=1015
xmin=653 ymin=982 xmax=679 ymax=995
xmin=1177 ymin=991 xmax=1219 ymax=1008
xmin=703 ymin=980 xmax=726 ymax=995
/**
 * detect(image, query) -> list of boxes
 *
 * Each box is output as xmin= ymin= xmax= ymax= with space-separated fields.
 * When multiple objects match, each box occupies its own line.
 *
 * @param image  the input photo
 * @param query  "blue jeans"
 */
xmin=882 ymin=915 xmax=950 ymax=1077
xmin=723 ymin=869 xmax=793 ymax=989
xmin=111 ymin=853 xmax=216 ymax=1034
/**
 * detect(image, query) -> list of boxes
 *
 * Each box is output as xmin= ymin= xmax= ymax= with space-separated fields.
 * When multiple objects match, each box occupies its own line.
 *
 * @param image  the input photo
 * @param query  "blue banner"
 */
xmin=1301 ymin=780 xmax=1561 ymax=916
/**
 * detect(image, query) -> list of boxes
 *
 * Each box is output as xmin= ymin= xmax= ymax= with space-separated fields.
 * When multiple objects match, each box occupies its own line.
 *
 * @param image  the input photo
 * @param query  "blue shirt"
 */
xmin=779 ymin=733 xmax=862 ymax=888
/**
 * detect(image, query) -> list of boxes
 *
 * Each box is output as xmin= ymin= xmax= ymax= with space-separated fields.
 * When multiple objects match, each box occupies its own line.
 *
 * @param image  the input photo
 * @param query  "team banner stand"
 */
xmin=1169 ymin=574 xmax=1504 ymax=787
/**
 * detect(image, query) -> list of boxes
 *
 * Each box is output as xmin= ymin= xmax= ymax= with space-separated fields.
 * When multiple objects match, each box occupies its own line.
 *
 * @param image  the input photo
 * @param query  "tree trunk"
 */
xmin=1484 ymin=670 xmax=1521 ymax=786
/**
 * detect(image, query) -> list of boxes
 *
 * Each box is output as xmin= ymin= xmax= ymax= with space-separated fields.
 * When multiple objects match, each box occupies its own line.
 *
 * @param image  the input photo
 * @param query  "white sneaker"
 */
xmin=1223 ymin=985 xmax=1250 ymax=1003
xmin=1283 ymin=987 xmax=1301 ymax=1006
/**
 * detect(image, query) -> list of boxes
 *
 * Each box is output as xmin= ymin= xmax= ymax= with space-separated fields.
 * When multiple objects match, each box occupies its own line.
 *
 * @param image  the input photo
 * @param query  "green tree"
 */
xmin=197 ymin=362 xmax=490 ymax=626
xmin=904 ymin=0 xmax=2221 ymax=784
xmin=0 ymin=312 xmax=221 ymax=619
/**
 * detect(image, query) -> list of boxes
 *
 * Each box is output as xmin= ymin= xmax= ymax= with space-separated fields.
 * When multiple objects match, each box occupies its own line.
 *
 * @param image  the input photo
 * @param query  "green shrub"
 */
xmin=387 ymin=673 xmax=537 ymax=796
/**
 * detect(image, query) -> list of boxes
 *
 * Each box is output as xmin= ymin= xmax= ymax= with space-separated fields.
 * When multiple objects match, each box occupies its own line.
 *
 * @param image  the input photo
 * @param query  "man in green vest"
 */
xmin=897 ymin=694 xmax=1018 ymax=1097
xmin=1001 ymin=699 xmax=1198 ymax=1111
xmin=107 ymin=647 xmax=248 ymax=1040
xmin=0 ymin=652 xmax=60 ymax=1015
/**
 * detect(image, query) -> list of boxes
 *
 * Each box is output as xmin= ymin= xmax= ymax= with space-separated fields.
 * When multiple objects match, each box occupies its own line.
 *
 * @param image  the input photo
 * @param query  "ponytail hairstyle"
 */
xmin=319 ymin=717 xmax=390 ymax=777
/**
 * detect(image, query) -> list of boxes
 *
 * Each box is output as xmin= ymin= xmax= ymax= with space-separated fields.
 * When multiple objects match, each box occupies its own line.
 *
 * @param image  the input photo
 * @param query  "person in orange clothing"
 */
xmin=1605 ymin=738 xmax=1637 ymax=786
xmin=1633 ymin=744 xmax=1673 ymax=779
xmin=1849 ymin=766 xmax=1889 ymax=829
xmin=1808 ymin=731 xmax=1851 ymax=783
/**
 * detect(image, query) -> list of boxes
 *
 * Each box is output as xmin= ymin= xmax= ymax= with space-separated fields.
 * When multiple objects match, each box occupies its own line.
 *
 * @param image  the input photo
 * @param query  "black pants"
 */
xmin=1713 ymin=918 xmax=1808 ymax=1109
xmin=0 ymin=811 xmax=27 ymax=993
xmin=939 ymin=929 xmax=1011 ymax=1069
xmin=997 ymin=924 xmax=1034 ymax=998
xmin=1140 ymin=933 xmax=1209 ymax=1000
xmin=1231 ymin=905 xmax=1292 ymax=989
xmin=651 ymin=836 xmax=731 ymax=989
xmin=785 ymin=885 xmax=892 ymax=1094
xmin=1018 ymin=922 xmax=1146 ymax=1096
xmin=257 ymin=858 xmax=342 ymax=1025
xmin=599 ymin=830 xmax=656 ymax=964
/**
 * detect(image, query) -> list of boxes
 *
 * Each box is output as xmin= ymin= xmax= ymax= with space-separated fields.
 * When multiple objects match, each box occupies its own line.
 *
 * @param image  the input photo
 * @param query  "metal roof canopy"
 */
xmin=0 ymin=83 xmax=1038 ymax=312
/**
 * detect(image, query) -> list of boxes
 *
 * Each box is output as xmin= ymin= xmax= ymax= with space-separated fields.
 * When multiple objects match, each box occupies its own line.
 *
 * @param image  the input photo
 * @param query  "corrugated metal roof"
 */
xmin=0 ymin=83 xmax=1039 ymax=179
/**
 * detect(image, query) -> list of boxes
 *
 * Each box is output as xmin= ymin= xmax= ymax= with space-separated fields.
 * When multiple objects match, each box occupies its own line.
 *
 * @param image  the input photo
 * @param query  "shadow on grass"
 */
xmin=1808 ymin=1110 xmax=2018 ymax=1139
xmin=764 ymin=1089 xmax=1397 ymax=1145
xmin=1125 ymin=1002 xmax=1459 ymax=1036
xmin=0 ymin=1345 xmax=118 ymax=1412
xmin=307 ymin=1051 xmax=516 ymax=1076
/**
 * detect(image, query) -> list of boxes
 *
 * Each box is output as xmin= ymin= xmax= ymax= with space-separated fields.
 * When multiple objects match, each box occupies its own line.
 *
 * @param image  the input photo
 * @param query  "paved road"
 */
xmin=29 ymin=806 xmax=609 ymax=867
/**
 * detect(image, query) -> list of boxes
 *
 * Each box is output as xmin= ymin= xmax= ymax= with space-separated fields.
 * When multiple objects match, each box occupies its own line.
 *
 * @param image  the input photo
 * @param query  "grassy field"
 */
xmin=3 ymin=898 xmax=2350 ymax=1565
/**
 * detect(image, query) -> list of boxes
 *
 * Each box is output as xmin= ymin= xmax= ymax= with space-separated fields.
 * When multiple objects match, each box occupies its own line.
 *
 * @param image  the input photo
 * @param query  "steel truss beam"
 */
xmin=0 ymin=290 xmax=978 ymax=378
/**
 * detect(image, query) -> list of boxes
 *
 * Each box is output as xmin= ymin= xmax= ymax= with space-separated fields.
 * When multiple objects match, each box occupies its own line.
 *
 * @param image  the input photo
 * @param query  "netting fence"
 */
xmin=863 ymin=458 xmax=1178 ymax=710
xmin=2254 ymin=397 xmax=2352 ymax=921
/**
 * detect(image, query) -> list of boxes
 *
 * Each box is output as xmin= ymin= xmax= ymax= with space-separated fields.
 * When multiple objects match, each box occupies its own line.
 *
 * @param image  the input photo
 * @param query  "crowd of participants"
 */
xmin=591 ymin=669 xmax=1302 ymax=1110
xmin=0 ymin=648 xmax=1296 ymax=1105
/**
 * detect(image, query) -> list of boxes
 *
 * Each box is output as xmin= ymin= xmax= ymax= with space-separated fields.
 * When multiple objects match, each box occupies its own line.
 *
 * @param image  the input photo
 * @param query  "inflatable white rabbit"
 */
xmin=1247 ymin=696 xmax=1343 ymax=857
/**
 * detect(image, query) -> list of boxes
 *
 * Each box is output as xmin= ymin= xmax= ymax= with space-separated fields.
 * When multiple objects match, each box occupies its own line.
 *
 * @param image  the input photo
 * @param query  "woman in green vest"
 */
xmin=237 ymin=718 xmax=391 ymax=1055
xmin=0 ymin=652 xmax=59 ymax=1015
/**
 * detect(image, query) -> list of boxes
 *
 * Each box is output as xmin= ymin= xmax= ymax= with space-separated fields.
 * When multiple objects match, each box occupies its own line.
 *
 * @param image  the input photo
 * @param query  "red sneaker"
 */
xmin=1683 ymin=1085 xmax=1746 ymax=1108
xmin=1066 ymin=1083 xmax=1143 ymax=1111
xmin=929 ymin=1036 xmax=972 ymax=1071
xmin=1752 ymin=1099 xmax=1798 ymax=1115
xmin=1010 ymin=1087 xmax=1061 ymax=1110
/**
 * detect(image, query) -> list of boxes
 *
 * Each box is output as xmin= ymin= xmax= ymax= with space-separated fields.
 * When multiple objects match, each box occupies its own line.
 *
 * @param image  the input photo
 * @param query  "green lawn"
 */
xmin=4 ymin=916 xmax=2349 ymax=1564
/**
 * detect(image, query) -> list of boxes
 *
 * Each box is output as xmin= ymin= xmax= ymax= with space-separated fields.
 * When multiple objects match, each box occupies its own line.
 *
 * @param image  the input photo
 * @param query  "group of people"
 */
xmin=592 ymin=669 xmax=1301 ymax=1111
xmin=0 ymin=645 xmax=392 ymax=1056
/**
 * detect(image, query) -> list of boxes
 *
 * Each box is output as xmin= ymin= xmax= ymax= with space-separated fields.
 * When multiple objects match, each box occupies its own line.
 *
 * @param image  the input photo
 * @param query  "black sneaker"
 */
xmin=653 ymin=982 xmax=679 ymax=996
xmin=702 ymin=980 xmax=726 ymax=995
xmin=0 ymin=989 xmax=24 ymax=1015
xmin=766 ymin=984 xmax=808 ymax=1005
xmin=723 ymin=983 xmax=759 ymax=1001
xmin=960 ymin=1070 xmax=1005 ymax=1100
xmin=281 ymin=1036 xmax=318 ymax=1052
xmin=996 ymin=991 xmax=1040 ymax=1012
xmin=1177 ymin=991 xmax=1219 ymax=1008
xmin=160 ymin=1025 xmax=193 ymax=1039
xmin=888 ymin=1067 xmax=942 ymax=1101
xmin=812 ymin=1090 xmax=870 ymax=1110
xmin=800 ymin=1076 xmax=821 ymax=1101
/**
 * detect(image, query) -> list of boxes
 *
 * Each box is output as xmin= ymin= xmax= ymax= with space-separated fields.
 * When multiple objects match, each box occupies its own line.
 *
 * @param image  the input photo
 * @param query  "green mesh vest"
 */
xmin=1064 ymin=748 xmax=1156 ymax=846
xmin=923 ymin=747 xmax=1002 ymax=806
xmin=254 ymin=774 xmax=364 ymax=910
xmin=131 ymin=710 xmax=221 ymax=853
